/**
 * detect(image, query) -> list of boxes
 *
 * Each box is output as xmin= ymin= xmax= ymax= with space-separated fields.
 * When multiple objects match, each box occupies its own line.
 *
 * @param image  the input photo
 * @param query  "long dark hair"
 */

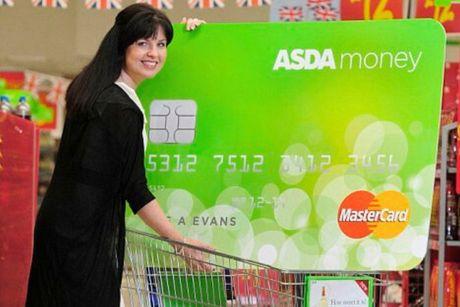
xmin=65 ymin=3 xmax=173 ymax=118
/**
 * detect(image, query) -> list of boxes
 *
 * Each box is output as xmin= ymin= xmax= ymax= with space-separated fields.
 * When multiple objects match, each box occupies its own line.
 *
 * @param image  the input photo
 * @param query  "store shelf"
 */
xmin=424 ymin=122 xmax=459 ymax=307
xmin=447 ymin=240 xmax=460 ymax=247
xmin=447 ymin=33 xmax=460 ymax=43
xmin=429 ymin=239 xmax=460 ymax=250
xmin=435 ymin=167 xmax=457 ymax=178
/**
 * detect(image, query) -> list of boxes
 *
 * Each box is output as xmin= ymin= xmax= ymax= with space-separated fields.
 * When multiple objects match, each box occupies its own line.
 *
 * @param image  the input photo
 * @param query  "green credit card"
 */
xmin=127 ymin=20 xmax=446 ymax=271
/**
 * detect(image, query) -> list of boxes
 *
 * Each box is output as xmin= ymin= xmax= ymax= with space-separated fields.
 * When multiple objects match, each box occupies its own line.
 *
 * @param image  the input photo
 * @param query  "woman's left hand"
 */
xmin=175 ymin=237 xmax=215 ymax=272
xmin=181 ymin=17 xmax=206 ymax=31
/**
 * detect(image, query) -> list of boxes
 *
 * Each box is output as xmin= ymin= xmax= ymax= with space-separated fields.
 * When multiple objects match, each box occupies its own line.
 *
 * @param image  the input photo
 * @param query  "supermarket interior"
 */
xmin=1 ymin=0 xmax=460 ymax=307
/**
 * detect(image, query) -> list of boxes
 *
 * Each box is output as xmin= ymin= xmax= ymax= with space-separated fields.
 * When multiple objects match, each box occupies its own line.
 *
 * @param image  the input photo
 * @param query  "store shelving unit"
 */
xmin=447 ymin=34 xmax=460 ymax=44
xmin=423 ymin=122 xmax=458 ymax=307
xmin=0 ymin=113 xmax=39 ymax=306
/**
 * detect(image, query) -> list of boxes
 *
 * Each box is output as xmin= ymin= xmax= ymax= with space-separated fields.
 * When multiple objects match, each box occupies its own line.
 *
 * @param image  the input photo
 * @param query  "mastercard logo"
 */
xmin=337 ymin=190 xmax=410 ymax=239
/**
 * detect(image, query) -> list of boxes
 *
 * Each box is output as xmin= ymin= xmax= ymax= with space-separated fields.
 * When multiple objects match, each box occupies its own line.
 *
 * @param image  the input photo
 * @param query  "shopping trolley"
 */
xmin=122 ymin=229 xmax=402 ymax=307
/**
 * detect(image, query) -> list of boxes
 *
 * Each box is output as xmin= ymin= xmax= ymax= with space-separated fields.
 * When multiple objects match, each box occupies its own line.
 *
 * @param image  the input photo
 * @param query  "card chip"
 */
xmin=149 ymin=100 xmax=197 ymax=144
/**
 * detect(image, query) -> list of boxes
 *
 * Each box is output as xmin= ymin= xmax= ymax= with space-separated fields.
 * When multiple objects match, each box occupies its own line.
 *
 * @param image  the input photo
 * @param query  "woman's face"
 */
xmin=124 ymin=26 xmax=167 ymax=85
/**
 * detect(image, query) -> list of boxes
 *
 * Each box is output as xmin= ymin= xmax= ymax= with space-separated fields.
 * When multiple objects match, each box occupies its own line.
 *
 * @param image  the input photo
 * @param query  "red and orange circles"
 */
xmin=337 ymin=190 xmax=410 ymax=239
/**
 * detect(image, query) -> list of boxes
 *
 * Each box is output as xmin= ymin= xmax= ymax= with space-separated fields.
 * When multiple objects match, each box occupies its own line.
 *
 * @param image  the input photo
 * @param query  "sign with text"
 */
xmin=414 ymin=0 xmax=460 ymax=33
xmin=305 ymin=276 xmax=374 ymax=307
xmin=341 ymin=0 xmax=406 ymax=20
xmin=128 ymin=20 xmax=445 ymax=271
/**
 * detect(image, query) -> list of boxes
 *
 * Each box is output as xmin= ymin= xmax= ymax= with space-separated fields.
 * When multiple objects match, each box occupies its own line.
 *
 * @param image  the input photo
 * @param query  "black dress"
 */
xmin=26 ymin=84 xmax=154 ymax=306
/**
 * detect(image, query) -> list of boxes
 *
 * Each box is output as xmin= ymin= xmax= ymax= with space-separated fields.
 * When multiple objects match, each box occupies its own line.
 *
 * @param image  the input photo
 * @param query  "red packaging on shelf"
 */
xmin=430 ymin=261 xmax=457 ymax=307
xmin=231 ymin=269 xmax=294 ymax=306
xmin=0 ymin=113 xmax=39 ymax=306
xmin=457 ymin=122 xmax=460 ymax=194
xmin=456 ymin=269 xmax=460 ymax=307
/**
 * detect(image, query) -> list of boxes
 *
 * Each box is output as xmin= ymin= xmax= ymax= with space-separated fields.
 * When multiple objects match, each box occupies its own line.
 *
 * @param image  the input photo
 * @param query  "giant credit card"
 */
xmin=127 ymin=20 xmax=445 ymax=271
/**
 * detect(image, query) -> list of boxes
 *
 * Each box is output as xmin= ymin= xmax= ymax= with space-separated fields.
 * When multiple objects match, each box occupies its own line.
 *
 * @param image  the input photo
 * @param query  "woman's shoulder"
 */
xmin=97 ymin=84 xmax=133 ymax=106
xmin=93 ymin=84 xmax=141 ymax=116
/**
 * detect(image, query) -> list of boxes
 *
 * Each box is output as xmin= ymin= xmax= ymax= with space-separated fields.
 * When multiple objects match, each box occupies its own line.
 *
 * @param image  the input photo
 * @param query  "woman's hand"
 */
xmin=175 ymin=237 xmax=215 ymax=272
xmin=181 ymin=17 xmax=206 ymax=31
xmin=138 ymin=201 xmax=214 ymax=272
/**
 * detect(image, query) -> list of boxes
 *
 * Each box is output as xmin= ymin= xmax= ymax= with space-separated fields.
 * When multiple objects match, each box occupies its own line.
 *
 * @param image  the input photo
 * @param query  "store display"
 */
xmin=406 ymin=266 xmax=424 ymax=306
xmin=341 ymin=0 xmax=406 ymax=20
xmin=0 ymin=70 xmax=69 ymax=133
xmin=305 ymin=276 xmax=374 ymax=307
xmin=424 ymin=121 xmax=460 ymax=307
xmin=446 ymin=181 xmax=458 ymax=240
xmin=0 ymin=95 xmax=12 ymax=113
xmin=0 ymin=88 xmax=52 ymax=126
xmin=231 ymin=269 xmax=288 ymax=305
xmin=0 ymin=113 xmax=39 ymax=306
xmin=456 ymin=269 xmax=460 ymax=307
xmin=430 ymin=261 xmax=457 ymax=307
xmin=457 ymin=125 xmax=460 ymax=194
xmin=0 ymin=81 xmax=61 ymax=206
xmin=432 ymin=180 xmax=440 ymax=228
xmin=414 ymin=0 xmax=460 ymax=33
xmin=14 ymin=96 xmax=31 ymax=120
xmin=448 ymin=130 xmax=458 ymax=168
xmin=442 ymin=63 xmax=459 ymax=118
xmin=378 ymin=272 xmax=405 ymax=306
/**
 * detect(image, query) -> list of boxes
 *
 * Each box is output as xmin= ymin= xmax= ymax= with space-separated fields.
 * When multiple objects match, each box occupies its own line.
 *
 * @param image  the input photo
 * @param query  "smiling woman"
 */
xmin=25 ymin=4 xmax=209 ymax=307
xmin=123 ymin=29 xmax=167 ymax=87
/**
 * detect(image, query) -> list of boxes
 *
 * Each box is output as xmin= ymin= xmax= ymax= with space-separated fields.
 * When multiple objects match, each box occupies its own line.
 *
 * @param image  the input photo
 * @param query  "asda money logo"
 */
xmin=273 ymin=49 xmax=422 ymax=73
xmin=273 ymin=49 xmax=336 ymax=71
xmin=337 ymin=190 xmax=410 ymax=239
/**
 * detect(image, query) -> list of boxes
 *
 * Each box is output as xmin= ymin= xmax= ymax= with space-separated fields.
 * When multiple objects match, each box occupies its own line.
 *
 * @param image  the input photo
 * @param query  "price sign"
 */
xmin=341 ymin=0 xmax=405 ymax=20
xmin=415 ymin=0 xmax=460 ymax=33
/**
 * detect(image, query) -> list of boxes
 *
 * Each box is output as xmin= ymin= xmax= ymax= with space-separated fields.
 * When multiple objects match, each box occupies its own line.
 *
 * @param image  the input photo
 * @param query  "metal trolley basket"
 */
xmin=122 ymin=229 xmax=401 ymax=307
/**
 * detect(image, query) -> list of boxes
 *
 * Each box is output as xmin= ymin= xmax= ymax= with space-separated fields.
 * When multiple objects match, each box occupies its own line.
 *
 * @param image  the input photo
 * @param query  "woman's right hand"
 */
xmin=181 ymin=17 xmax=206 ymax=31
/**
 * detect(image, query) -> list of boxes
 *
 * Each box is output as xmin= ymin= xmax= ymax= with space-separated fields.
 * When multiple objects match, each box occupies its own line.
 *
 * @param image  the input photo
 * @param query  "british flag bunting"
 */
xmin=84 ymin=0 xmax=122 ymax=9
xmin=136 ymin=0 xmax=173 ymax=10
xmin=236 ymin=0 xmax=270 ymax=7
xmin=31 ymin=0 xmax=68 ymax=8
xmin=188 ymin=0 xmax=224 ymax=9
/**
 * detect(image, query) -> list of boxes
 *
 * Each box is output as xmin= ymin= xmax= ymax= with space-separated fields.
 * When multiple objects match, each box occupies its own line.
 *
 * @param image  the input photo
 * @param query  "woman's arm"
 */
xmin=137 ymin=199 xmax=214 ymax=271
xmin=137 ymin=199 xmax=183 ymax=241
xmin=137 ymin=199 xmax=213 ymax=251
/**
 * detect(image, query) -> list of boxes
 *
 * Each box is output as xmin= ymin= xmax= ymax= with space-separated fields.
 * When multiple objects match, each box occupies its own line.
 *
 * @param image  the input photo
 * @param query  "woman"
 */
xmin=26 ymin=4 xmax=208 ymax=306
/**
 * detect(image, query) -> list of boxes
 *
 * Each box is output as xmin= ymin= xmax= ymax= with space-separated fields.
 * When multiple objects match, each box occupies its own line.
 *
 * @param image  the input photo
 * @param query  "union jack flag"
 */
xmin=31 ymin=0 xmax=68 ymax=8
xmin=46 ymin=79 xmax=69 ymax=104
xmin=306 ymin=0 xmax=330 ymax=8
xmin=313 ymin=5 xmax=338 ymax=20
xmin=85 ymin=0 xmax=122 ymax=9
xmin=236 ymin=0 xmax=270 ymax=7
xmin=23 ymin=71 xmax=41 ymax=94
xmin=0 ymin=0 xmax=14 ymax=7
xmin=136 ymin=0 xmax=173 ymax=9
xmin=278 ymin=6 xmax=303 ymax=21
xmin=188 ymin=0 xmax=224 ymax=9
